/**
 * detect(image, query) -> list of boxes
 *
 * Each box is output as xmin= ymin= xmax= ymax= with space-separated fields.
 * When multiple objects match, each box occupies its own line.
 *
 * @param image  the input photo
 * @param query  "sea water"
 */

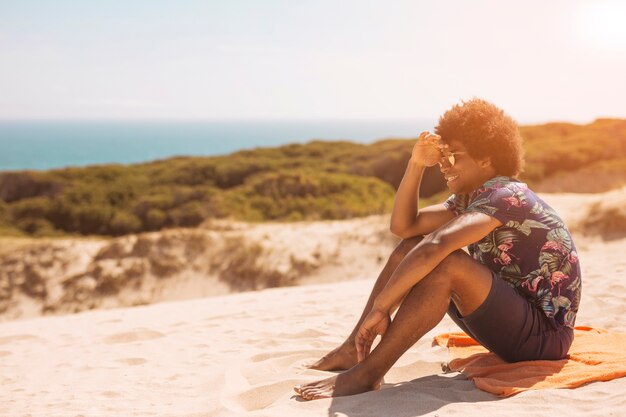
xmin=0 ymin=119 xmax=434 ymax=172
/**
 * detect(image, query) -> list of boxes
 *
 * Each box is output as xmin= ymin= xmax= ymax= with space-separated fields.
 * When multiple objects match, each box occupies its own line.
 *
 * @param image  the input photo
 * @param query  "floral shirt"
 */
xmin=443 ymin=176 xmax=582 ymax=329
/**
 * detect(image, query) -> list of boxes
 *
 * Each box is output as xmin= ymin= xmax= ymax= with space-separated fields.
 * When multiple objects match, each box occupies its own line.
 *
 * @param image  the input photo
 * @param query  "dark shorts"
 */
xmin=447 ymin=271 xmax=574 ymax=363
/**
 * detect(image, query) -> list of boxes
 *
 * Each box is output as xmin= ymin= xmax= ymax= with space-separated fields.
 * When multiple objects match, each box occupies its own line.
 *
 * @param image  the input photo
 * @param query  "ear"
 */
xmin=479 ymin=157 xmax=492 ymax=169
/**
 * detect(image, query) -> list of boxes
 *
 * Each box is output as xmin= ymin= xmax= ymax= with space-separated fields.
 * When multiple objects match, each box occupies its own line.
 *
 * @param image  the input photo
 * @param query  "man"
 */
xmin=294 ymin=98 xmax=581 ymax=400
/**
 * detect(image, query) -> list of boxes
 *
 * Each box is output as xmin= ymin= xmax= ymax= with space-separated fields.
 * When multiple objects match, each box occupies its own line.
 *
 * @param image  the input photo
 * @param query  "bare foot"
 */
xmin=308 ymin=342 xmax=358 ymax=371
xmin=294 ymin=369 xmax=380 ymax=400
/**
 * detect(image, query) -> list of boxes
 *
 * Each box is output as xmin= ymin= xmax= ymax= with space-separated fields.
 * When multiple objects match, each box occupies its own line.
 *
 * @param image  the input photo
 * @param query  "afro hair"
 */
xmin=434 ymin=98 xmax=525 ymax=177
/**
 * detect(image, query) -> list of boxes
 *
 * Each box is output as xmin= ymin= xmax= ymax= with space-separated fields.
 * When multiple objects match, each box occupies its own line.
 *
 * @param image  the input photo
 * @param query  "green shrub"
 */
xmin=47 ymin=200 xmax=114 ymax=235
xmin=169 ymin=201 xmax=206 ymax=227
xmin=0 ymin=171 xmax=64 ymax=203
xmin=0 ymin=200 xmax=8 ymax=224
xmin=146 ymin=158 xmax=217 ymax=186
xmin=15 ymin=218 xmax=58 ymax=236
xmin=10 ymin=197 xmax=52 ymax=220
xmin=132 ymin=192 xmax=176 ymax=219
xmin=75 ymin=205 xmax=116 ymax=235
xmin=109 ymin=211 xmax=142 ymax=236
xmin=144 ymin=208 xmax=167 ymax=230
xmin=219 ymin=169 xmax=395 ymax=221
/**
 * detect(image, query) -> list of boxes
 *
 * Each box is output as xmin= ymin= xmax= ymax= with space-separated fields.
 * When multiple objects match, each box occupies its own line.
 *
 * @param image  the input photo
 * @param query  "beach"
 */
xmin=1 ymin=190 xmax=625 ymax=416
xmin=5 ymin=1 xmax=626 ymax=414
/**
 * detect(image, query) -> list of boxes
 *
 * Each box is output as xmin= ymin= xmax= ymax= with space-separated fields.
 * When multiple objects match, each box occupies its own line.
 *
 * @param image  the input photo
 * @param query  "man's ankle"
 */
xmin=342 ymin=340 xmax=357 ymax=351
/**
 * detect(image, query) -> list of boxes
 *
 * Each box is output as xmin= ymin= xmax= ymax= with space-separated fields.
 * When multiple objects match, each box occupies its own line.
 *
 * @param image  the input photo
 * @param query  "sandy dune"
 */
xmin=1 ymin=191 xmax=625 ymax=416
xmin=0 ymin=215 xmax=396 ymax=322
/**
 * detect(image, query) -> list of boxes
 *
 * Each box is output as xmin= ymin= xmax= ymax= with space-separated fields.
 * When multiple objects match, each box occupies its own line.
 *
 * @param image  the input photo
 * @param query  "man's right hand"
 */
xmin=355 ymin=308 xmax=391 ymax=362
xmin=411 ymin=131 xmax=443 ymax=167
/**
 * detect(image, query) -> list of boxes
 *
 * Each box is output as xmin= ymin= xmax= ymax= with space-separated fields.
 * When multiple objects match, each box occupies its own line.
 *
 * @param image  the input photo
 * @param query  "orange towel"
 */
xmin=433 ymin=326 xmax=626 ymax=397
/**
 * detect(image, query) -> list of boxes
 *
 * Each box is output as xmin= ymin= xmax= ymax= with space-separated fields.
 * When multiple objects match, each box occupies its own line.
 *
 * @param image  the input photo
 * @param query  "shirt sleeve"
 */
xmin=443 ymin=193 xmax=467 ymax=215
xmin=464 ymin=185 xmax=527 ymax=226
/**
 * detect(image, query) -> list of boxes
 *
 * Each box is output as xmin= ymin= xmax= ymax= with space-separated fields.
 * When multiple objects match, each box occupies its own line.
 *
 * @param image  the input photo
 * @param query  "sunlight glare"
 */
xmin=576 ymin=1 xmax=626 ymax=52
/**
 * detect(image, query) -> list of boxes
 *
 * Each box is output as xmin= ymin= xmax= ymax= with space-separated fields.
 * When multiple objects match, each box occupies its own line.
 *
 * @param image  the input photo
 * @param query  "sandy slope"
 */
xmin=0 ymin=191 xmax=625 ymax=416
xmin=0 ymin=216 xmax=396 ymax=321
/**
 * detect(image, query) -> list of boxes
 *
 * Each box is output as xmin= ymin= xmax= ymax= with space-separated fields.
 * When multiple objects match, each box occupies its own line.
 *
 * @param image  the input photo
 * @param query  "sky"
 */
xmin=1 ymin=0 xmax=625 ymax=124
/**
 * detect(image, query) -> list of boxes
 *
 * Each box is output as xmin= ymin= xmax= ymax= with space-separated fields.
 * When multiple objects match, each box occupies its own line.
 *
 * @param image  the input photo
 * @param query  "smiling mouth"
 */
xmin=445 ymin=175 xmax=459 ymax=184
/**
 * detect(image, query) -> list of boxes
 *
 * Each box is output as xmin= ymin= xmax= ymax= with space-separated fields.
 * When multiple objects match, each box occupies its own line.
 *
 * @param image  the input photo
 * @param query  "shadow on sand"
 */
xmin=326 ymin=373 xmax=499 ymax=417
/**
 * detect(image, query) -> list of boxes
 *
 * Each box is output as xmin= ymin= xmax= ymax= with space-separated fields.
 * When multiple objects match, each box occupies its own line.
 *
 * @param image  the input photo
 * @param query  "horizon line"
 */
xmin=0 ymin=116 xmax=621 ymax=125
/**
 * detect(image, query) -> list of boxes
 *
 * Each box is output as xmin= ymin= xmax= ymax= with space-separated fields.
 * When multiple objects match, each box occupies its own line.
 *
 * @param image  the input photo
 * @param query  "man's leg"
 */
xmin=309 ymin=236 xmax=423 ymax=371
xmin=296 ymin=249 xmax=493 ymax=400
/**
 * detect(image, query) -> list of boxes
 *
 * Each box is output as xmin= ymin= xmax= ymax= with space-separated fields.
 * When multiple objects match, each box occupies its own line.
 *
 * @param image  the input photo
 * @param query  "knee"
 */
xmin=428 ymin=249 xmax=471 ymax=289
xmin=434 ymin=249 xmax=468 ymax=274
xmin=390 ymin=236 xmax=424 ymax=263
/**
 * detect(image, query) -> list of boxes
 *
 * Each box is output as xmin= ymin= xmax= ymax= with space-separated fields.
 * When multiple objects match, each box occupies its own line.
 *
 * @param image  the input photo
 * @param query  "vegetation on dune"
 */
xmin=519 ymin=118 xmax=626 ymax=185
xmin=1 ymin=118 xmax=625 ymax=238
xmin=216 ymin=169 xmax=395 ymax=221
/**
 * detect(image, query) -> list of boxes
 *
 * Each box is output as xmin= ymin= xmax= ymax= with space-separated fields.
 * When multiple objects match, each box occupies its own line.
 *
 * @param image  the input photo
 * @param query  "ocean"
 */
xmin=0 ymin=120 xmax=435 ymax=172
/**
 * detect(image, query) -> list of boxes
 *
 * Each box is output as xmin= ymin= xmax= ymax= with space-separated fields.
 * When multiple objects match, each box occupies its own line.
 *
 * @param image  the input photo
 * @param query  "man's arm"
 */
xmin=376 ymin=211 xmax=502 ymax=313
xmin=354 ymin=211 xmax=503 ymax=361
xmin=391 ymin=202 xmax=456 ymax=239
xmin=389 ymin=132 xmax=454 ymax=239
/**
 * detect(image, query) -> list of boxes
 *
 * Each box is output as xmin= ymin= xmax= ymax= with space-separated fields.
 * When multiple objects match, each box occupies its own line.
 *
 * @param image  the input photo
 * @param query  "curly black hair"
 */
xmin=434 ymin=98 xmax=525 ymax=177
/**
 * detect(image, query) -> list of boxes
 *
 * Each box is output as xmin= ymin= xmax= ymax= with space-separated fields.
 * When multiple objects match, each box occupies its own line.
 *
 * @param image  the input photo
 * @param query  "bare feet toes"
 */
xmin=294 ymin=371 xmax=380 ymax=401
xmin=294 ymin=376 xmax=337 ymax=400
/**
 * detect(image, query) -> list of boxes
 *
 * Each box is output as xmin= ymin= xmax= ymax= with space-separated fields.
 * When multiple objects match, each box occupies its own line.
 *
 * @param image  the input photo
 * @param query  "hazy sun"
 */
xmin=575 ymin=1 xmax=626 ymax=52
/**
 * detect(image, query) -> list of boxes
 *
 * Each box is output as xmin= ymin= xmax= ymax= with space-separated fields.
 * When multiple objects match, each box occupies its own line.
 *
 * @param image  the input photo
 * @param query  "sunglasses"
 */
xmin=438 ymin=151 xmax=467 ymax=167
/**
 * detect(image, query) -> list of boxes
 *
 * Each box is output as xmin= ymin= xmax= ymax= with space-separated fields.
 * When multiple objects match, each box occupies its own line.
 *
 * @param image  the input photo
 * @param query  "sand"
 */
xmin=0 ymin=215 xmax=396 ymax=322
xmin=1 ymin=192 xmax=625 ymax=416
